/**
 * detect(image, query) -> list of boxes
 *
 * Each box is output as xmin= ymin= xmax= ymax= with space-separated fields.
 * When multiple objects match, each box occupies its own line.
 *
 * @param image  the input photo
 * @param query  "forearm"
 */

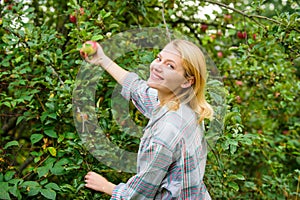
xmin=100 ymin=55 xmax=129 ymax=85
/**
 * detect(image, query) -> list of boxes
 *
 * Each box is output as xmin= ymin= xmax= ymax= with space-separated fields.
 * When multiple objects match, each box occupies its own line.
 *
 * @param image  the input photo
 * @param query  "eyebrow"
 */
xmin=158 ymin=53 xmax=178 ymax=67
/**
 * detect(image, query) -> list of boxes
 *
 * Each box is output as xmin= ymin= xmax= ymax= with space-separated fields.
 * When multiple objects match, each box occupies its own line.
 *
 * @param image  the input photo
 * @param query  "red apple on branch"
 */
xmin=80 ymin=41 xmax=98 ymax=58
xmin=79 ymin=7 xmax=85 ymax=15
xmin=7 ymin=4 xmax=13 ymax=10
xmin=237 ymin=31 xmax=247 ymax=39
xmin=253 ymin=33 xmax=257 ymax=40
xmin=217 ymin=51 xmax=223 ymax=58
xmin=235 ymin=80 xmax=243 ymax=86
xmin=69 ymin=14 xmax=77 ymax=23
xmin=224 ymin=14 xmax=232 ymax=23
xmin=200 ymin=23 xmax=208 ymax=32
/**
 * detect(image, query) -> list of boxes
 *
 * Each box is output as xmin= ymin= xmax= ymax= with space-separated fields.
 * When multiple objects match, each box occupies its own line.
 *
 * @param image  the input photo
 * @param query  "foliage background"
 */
xmin=0 ymin=0 xmax=299 ymax=199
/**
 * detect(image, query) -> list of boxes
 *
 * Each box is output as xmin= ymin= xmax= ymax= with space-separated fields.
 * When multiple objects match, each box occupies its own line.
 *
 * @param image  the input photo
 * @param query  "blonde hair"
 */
xmin=170 ymin=39 xmax=214 ymax=122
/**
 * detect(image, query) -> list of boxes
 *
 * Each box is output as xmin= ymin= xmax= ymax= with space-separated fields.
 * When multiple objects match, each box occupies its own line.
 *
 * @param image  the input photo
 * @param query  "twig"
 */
xmin=296 ymin=175 xmax=299 ymax=200
xmin=22 ymin=155 xmax=50 ymax=180
xmin=19 ymin=156 xmax=34 ymax=175
xmin=203 ymin=0 xmax=300 ymax=33
xmin=161 ymin=2 xmax=172 ymax=42
xmin=49 ymin=65 xmax=65 ymax=86
xmin=35 ymin=93 xmax=46 ymax=112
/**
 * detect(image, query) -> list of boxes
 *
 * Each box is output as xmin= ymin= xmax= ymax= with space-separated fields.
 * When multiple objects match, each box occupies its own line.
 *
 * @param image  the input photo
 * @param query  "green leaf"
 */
xmin=40 ymin=188 xmax=56 ymax=200
xmin=8 ymin=178 xmax=23 ymax=185
xmin=64 ymin=132 xmax=77 ymax=139
xmin=37 ymin=166 xmax=49 ymax=178
xmin=15 ymin=55 xmax=24 ymax=63
xmin=91 ymin=35 xmax=104 ymax=41
xmin=21 ymin=181 xmax=40 ymax=196
xmin=75 ymin=183 xmax=86 ymax=193
xmin=47 ymin=113 xmax=57 ymax=120
xmin=22 ymin=181 xmax=40 ymax=188
xmin=47 ymin=147 xmax=57 ymax=157
xmin=45 ymin=183 xmax=60 ymax=191
xmin=3 ymin=101 xmax=11 ymax=108
xmin=4 ymin=171 xmax=16 ymax=181
xmin=44 ymin=129 xmax=57 ymax=138
xmin=58 ymin=134 xmax=64 ymax=143
xmin=50 ymin=158 xmax=69 ymax=175
xmin=230 ymin=145 xmax=237 ymax=155
xmin=0 ymin=182 xmax=10 ymax=200
xmin=37 ymin=159 xmax=55 ymax=178
xmin=16 ymin=116 xmax=25 ymax=125
xmin=28 ymin=187 xmax=40 ymax=196
xmin=50 ymin=164 xmax=65 ymax=175
xmin=235 ymin=174 xmax=245 ymax=180
xmin=4 ymin=141 xmax=19 ymax=149
xmin=30 ymin=134 xmax=44 ymax=145
xmin=0 ymin=182 xmax=9 ymax=192
xmin=228 ymin=181 xmax=239 ymax=191
xmin=8 ymin=184 xmax=21 ymax=199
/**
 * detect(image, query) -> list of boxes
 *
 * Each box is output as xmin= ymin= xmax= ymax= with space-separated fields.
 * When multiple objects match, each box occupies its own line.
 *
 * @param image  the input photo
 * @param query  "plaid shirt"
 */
xmin=111 ymin=73 xmax=211 ymax=200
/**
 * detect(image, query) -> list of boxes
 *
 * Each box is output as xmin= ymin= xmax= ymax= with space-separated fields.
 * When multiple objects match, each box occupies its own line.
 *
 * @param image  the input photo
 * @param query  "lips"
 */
xmin=150 ymin=72 xmax=163 ymax=80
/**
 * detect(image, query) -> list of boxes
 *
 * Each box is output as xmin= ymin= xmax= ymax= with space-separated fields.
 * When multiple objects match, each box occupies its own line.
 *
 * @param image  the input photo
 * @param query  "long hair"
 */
xmin=170 ymin=39 xmax=214 ymax=122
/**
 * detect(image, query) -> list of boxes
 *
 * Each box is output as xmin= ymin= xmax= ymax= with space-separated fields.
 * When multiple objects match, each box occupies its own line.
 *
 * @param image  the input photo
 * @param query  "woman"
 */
xmin=83 ymin=39 xmax=213 ymax=199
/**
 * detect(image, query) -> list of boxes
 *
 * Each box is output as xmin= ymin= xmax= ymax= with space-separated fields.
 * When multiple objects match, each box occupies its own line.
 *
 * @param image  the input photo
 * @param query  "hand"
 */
xmin=84 ymin=171 xmax=116 ymax=195
xmin=81 ymin=42 xmax=107 ymax=66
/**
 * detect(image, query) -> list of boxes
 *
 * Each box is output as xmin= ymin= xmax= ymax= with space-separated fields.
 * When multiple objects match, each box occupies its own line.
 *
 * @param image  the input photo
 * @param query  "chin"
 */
xmin=147 ymin=80 xmax=158 ymax=89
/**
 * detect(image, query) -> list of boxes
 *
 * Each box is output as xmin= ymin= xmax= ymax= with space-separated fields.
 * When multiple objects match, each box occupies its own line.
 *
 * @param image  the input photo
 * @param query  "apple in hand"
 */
xmin=80 ymin=41 xmax=98 ymax=58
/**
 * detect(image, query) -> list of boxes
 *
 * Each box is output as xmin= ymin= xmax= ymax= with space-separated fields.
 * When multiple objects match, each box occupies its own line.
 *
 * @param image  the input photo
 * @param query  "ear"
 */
xmin=181 ymin=76 xmax=194 ymax=88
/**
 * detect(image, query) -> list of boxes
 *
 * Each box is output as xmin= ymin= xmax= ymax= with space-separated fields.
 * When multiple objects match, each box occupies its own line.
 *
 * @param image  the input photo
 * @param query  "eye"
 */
xmin=167 ymin=64 xmax=175 ymax=69
xmin=156 ymin=56 xmax=161 ymax=61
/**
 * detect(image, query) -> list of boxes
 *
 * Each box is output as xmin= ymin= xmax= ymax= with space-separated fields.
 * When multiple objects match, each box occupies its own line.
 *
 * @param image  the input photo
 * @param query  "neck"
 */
xmin=158 ymin=91 xmax=181 ymax=110
xmin=158 ymin=91 xmax=174 ymax=103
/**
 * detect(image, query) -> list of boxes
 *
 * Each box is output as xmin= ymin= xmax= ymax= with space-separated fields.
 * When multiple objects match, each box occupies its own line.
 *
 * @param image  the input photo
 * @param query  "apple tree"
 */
xmin=0 ymin=0 xmax=299 ymax=199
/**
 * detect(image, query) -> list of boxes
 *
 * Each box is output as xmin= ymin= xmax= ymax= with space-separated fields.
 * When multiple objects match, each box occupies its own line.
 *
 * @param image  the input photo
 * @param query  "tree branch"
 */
xmin=161 ymin=2 xmax=172 ymax=42
xmin=203 ymin=0 xmax=300 ymax=33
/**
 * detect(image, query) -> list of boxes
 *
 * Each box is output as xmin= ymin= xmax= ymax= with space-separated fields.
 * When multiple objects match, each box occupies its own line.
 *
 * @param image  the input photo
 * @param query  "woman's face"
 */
xmin=147 ymin=44 xmax=189 ymax=95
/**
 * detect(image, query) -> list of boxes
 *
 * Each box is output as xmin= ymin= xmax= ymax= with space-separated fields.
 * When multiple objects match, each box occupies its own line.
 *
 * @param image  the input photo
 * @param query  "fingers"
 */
xmin=80 ymin=50 xmax=87 ymax=59
xmin=84 ymin=171 xmax=106 ymax=192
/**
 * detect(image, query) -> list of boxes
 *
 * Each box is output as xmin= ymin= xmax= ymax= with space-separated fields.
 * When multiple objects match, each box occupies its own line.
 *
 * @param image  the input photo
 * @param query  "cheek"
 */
xmin=166 ymin=71 xmax=185 ymax=81
xmin=149 ymin=60 xmax=156 ymax=70
xmin=164 ymin=73 xmax=186 ymax=89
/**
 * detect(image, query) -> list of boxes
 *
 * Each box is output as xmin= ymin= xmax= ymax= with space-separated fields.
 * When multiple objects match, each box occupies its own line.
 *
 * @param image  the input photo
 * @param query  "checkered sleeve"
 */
xmin=111 ymin=142 xmax=173 ymax=199
xmin=121 ymin=72 xmax=158 ymax=118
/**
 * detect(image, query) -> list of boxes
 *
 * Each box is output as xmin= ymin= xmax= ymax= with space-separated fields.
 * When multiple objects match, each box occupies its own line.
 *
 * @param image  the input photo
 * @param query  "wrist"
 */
xmin=98 ymin=55 xmax=111 ymax=69
xmin=104 ymin=181 xmax=116 ymax=195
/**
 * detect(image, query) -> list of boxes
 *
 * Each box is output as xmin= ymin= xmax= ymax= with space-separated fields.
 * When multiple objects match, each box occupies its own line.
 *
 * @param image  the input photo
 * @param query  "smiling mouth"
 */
xmin=150 ymin=72 xmax=163 ymax=80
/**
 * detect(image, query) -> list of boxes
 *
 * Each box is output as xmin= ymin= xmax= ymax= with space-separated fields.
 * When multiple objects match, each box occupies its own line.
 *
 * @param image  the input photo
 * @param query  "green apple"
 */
xmin=80 ymin=41 xmax=97 ymax=58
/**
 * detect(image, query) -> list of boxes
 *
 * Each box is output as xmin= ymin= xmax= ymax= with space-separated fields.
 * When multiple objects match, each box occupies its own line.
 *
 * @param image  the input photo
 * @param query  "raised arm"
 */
xmin=81 ymin=41 xmax=129 ymax=85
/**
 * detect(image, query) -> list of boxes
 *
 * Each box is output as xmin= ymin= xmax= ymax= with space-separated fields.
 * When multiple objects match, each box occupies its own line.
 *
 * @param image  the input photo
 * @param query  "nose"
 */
xmin=151 ymin=62 xmax=162 ymax=72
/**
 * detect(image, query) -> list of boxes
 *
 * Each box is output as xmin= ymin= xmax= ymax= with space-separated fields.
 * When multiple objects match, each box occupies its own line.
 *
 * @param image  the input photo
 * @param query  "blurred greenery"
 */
xmin=0 ymin=0 xmax=299 ymax=199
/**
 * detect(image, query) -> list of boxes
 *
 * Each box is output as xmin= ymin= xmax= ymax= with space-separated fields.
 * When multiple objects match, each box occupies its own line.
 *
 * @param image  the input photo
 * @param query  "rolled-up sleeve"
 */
xmin=111 ymin=142 xmax=173 ymax=200
xmin=121 ymin=73 xmax=158 ymax=118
